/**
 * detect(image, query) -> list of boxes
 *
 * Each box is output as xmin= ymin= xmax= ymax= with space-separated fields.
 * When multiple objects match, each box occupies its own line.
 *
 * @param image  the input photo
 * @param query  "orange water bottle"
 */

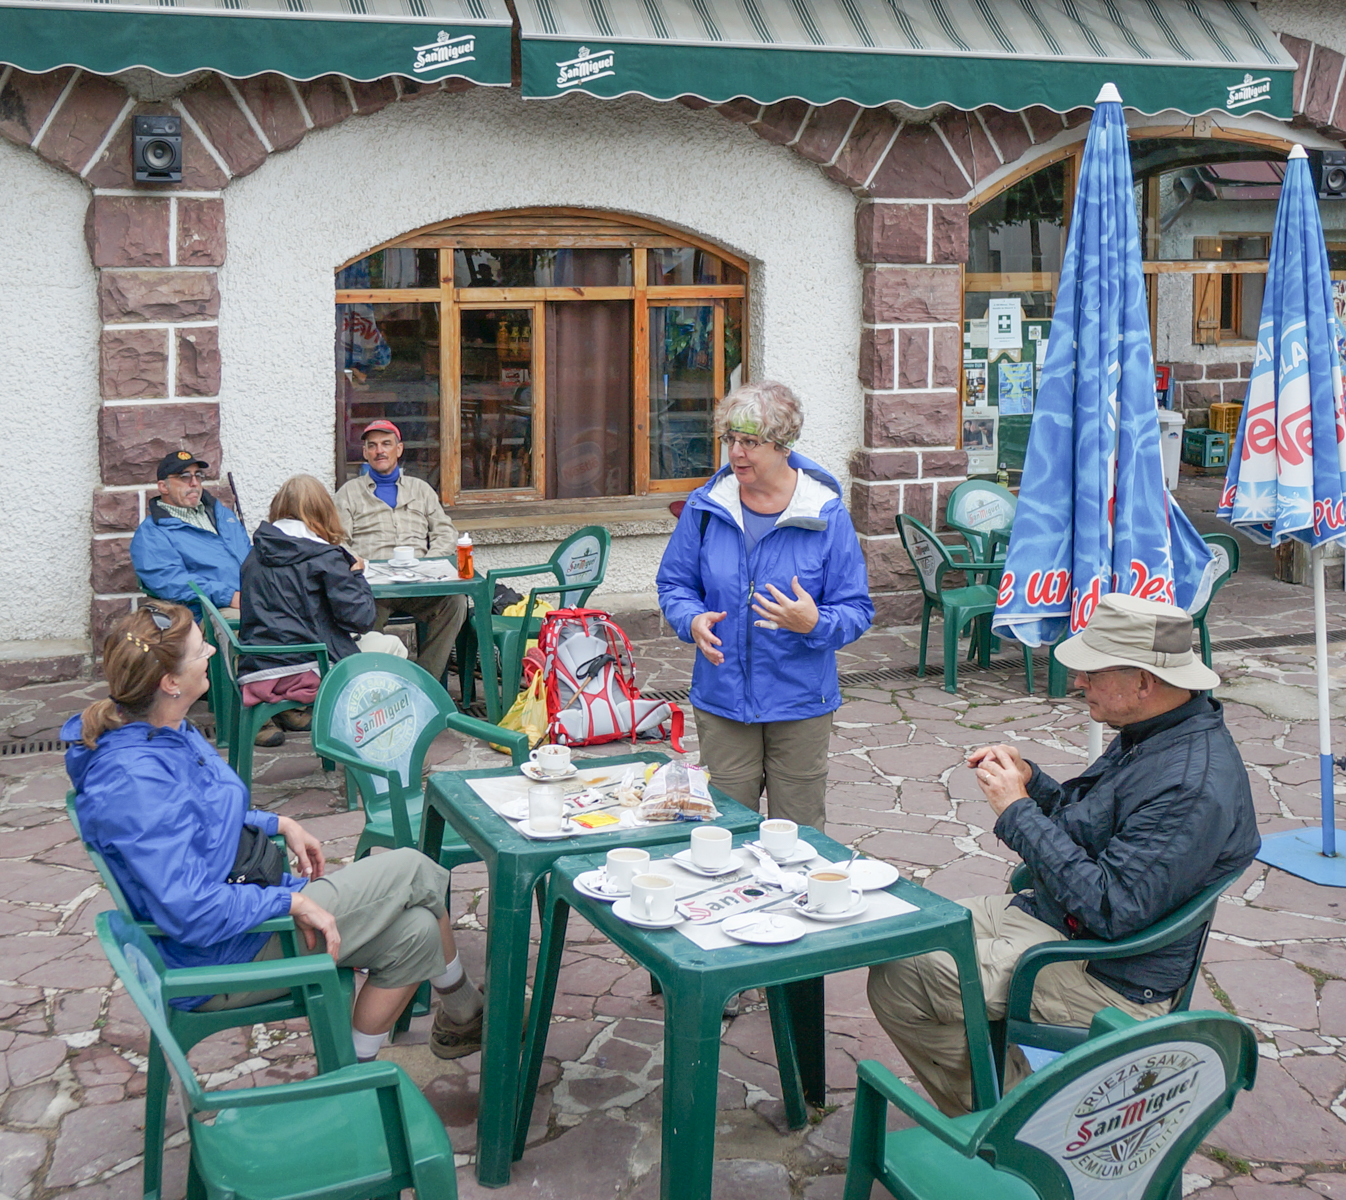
xmin=456 ymin=532 xmax=474 ymax=580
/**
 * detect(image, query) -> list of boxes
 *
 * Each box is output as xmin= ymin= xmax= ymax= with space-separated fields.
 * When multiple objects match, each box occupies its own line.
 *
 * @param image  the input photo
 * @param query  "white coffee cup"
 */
xmin=629 ymin=873 xmax=676 ymax=922
xmin=689 ymin=825 xmax=732 ymax=869
xmin=759 ymin=819 xmax=798 ymax=861
xmin=389 ymin=545 xmax=417 ymax=566
xmin=530 ymin=744 xmax=572 ymax=775
xmin=807 ymin=868 xmax=853 ymax=914
xmin=528 ymin=784 xmax=565 ymax=832
xmin=604 ymin=847 xmax=649 ymax=894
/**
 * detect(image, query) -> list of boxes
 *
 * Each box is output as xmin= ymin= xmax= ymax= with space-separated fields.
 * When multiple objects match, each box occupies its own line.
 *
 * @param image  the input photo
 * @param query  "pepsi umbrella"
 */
xmin=992 ymin=84 xmax=1214 ymax=760
xmin=1219 ymin=144 xmax=1346 ymax=886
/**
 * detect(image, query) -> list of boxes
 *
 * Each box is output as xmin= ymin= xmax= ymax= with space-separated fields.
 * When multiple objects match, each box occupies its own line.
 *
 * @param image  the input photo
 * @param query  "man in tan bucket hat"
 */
xmin=868 ymin=593 xmax=1258 ymax=1117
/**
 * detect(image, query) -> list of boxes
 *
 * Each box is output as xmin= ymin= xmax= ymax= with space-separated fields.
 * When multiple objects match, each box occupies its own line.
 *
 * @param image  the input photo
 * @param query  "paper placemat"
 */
xmin=622 ymin=854 xmax=921 ymax=950
xmin=365 ymin=559 xmax=462 ymax=584
xmin=461 ymin=761 xmax=664 ymax=838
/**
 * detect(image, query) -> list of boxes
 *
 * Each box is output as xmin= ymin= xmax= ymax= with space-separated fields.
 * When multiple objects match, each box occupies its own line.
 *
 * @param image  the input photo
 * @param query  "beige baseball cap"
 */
xmin=1054 ymin=593 xmax=1220 ymax=690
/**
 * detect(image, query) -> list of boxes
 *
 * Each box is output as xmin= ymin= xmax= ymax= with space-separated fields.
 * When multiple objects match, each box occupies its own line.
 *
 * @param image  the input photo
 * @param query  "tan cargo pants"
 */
xmin=866 ymin=893 xmax=1172 ymax=1116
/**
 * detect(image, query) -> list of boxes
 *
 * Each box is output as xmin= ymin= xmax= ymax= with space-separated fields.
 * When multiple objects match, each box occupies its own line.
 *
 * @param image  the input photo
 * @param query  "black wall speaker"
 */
xmin=133 ymin=115 xmax=182 ymax=183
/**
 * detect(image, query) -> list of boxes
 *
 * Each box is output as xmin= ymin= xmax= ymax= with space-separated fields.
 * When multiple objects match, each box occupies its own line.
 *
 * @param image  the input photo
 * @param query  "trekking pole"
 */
xmin=227 ymin=471 xmax=245 ymax=524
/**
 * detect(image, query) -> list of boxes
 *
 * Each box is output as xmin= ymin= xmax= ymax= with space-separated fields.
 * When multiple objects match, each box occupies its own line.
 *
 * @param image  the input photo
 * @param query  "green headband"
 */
xmin=727 ymin=420 xmax=796 ymax=449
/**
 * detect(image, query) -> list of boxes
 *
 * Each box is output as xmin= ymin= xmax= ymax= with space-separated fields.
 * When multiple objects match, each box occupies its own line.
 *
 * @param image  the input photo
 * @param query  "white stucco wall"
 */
xmin=0 ymin=141 xmax=100 ymax=646
xmin=219 ymin=87 xmax=860 ymax=598
xmin=1259 ymin=0 xmax=1346 ymax=58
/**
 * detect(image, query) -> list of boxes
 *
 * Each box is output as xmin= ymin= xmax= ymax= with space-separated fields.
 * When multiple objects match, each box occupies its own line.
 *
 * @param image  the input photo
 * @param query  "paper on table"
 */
xmin=460 ymin=762 xmax=663 ymax=836
xmin=365 ymin=559 xmax=461 ymax=584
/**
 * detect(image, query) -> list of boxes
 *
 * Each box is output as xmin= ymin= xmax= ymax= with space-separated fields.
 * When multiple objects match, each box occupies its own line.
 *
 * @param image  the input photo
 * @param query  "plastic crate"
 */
xmin=1208 ymin=402 xmax=1243 ymax=435
xmin=1181 ymin=428 xmax=1228 ymax=469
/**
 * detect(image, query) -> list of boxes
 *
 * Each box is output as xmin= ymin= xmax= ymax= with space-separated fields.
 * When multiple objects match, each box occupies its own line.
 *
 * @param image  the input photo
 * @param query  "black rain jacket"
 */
xmin=238 ymin=522 xmax=377 ymax=674
xmin=995 ymin=695 xmax=1258 ymax=1003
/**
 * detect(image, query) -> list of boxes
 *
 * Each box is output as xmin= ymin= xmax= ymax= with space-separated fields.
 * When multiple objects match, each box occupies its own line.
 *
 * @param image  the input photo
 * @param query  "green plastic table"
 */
xmin=368 ymin=562 xmax=502 ymax=722
xmin=420 ymin=754 xmax=764 ymax=1187
xmin=517 ymin=826 xmax=999 ymax=1200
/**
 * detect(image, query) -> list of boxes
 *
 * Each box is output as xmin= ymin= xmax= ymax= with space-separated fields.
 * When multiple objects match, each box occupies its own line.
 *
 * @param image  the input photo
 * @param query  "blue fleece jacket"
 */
xmin=129 ymin=493 xmax=252 ymax=615
xmin=63 ymin=714 xmax=305 ymax=1006
xmin=655 ymin=452 xmax=873 ymax=724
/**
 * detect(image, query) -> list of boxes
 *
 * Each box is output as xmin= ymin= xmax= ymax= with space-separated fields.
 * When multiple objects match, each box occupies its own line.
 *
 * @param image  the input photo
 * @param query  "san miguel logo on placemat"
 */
xmin=1227 ymin=73 xmax=1272 ymax=110
xmin=413 ymin=31 xmax=477 ymax=74
xmin=556 ymin=46 xmax=616 ymax=90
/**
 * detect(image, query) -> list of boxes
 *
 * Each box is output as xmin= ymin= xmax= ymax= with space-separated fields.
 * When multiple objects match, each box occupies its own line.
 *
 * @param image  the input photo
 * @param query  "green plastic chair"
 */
xmin=944 ymin=479 xmax=1017 ymax=565
xmin=844 ymin=1006 xmax=1256 ymax=1200
xmin=68 ymin=793 xmax=354 ymax=1200
xmin=897 ymin=513 xmax=1034 ymax=695
xmin=989 ymin=862 xmax=1243 ymax=1084
xmin=311 ymin=652 xmax=529 ymax=865
xmin=1192 ymin=533 xmax=1240 ymax=668
xmin=97 ymin=911 xmax=456 ymax=1200
xmin=190 ymin=582 xmax=332 ymax=790
xmin=457 ymin=525 xmax=611 ymax=705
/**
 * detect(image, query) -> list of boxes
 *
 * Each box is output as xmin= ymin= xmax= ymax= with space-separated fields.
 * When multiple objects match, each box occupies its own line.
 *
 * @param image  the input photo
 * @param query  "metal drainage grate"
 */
xmin=1207 ymin=628 xmax=1346 ymax=654
xmin=0 ymin=738 xmax=70 ymax=756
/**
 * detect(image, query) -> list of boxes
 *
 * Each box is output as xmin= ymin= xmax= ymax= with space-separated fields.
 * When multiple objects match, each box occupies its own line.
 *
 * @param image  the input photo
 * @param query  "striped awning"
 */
xmin=517 ymin=0 xmax=1296 ymax=117
xmin=0 ymin=0 xmax=513 ymax=84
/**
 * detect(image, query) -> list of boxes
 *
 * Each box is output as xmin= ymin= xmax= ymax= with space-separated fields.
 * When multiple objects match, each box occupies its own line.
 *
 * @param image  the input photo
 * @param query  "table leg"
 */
xmin=764 ymin=986 xmax=808 ymax=1130
xmin=475 ymin=862 xmax=538 ymax=1187
xmin=945 ymin=923 xmax=999 ymax=1111
xmin=786 ymin=977 xmax=826 ymax=1106
xmin=473 ymin=580 xmax=502 ymax=723
xmin=513 ymin=887 xmax=571 ymax=1160
xmin=660 ymin=984 xmax=733 ymax=1200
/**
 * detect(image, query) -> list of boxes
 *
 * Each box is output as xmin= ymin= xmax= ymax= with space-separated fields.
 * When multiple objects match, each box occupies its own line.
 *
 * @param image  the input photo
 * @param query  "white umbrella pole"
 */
xmin=1312 ymin=545 xmax=1338 ymax=857
xmin=1088 ymin=720 xmax=1104 ymax=765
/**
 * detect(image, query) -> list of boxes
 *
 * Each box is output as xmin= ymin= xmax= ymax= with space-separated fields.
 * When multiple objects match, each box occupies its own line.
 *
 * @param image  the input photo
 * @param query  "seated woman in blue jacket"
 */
xmin=236 ymin=474 xmax=405 ymax=726
xmin=63 ymin=604 xmax=483 ymax=1062
xmin=655 ymin=380 xmax=874 ymax=832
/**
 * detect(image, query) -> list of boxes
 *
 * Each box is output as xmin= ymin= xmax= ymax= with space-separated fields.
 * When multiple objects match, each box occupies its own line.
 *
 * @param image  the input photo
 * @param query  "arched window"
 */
xmin=335 ymin=209 xmax=748 ymax=506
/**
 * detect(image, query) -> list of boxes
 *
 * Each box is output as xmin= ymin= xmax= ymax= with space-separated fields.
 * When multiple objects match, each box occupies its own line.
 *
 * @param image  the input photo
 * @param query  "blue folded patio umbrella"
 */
xmin=1219 ymin=144 xmax=1346 ymax=886
xmin=992 ymin=85 xmax=1212 ymax=660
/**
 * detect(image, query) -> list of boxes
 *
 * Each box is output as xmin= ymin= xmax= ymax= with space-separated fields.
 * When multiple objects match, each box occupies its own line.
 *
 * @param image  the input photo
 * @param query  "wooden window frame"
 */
xmin=335 ymin=208 xmax=749 ymax=506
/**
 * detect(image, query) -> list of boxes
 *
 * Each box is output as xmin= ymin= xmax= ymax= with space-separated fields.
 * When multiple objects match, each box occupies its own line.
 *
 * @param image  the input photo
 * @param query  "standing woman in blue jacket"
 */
xmin=64 ymin=604 xmax=486 ymax=1062
xmin=656 ymin=381 xmax=873 ymax=832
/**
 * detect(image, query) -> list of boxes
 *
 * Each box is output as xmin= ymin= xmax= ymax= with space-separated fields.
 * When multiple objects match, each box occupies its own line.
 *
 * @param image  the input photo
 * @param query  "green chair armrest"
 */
xmin=1088 ymin=1008 xmax=1140 ymax=1038
xmin=194 ymin=1061 xmax=403 ymax=1111
xmin=231 ymin=641 xmax=331 ymax=673
xmin=445 ymin=712 xmax=529 ymax=763
xmin=159 ymin=952 xmax=343 ymax=1002
xmin=305 ymin=741 xmax=400 ymax=782
xmin=485 ymin=563 xmax=558 ymax=585
xmin=1009 ymin=862 xmax=1032 ymax=892
xmin=855 ymin=1060 xmax=980 ymax=1155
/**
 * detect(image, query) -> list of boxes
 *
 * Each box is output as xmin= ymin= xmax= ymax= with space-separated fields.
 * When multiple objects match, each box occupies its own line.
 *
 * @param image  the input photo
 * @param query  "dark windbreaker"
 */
xmin=996 ymin=695 xmax=1259 ymax=1002
xmin=238 ymin=522 xmax=377 ymax=674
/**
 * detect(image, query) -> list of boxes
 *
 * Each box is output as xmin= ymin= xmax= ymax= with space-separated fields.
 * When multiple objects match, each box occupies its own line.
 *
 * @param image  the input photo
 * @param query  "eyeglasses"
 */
xmin=1075 ymin=665 xmax=1141 ymax=686
xmin=142 ymin=605 xmax=172 ymax=640
xmin=720 ymin=433 xmax=772 ymax=451
xmin=173 ymin=472 xmax=207 ymax=483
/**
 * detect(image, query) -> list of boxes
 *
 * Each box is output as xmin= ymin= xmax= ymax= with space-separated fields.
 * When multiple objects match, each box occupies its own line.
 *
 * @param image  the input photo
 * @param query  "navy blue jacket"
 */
xmin=656 ymin=453 xmax=873 ymax=724
xmin=130 ymin=494 xmax=251 ymax=615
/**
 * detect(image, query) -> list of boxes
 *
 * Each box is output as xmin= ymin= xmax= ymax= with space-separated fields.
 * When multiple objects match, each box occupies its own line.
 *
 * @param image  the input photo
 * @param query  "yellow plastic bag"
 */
xmin=501 ymin=597 xmax=556 ymax=619
xmin=491 ymin=671 xmax=549 ymax=753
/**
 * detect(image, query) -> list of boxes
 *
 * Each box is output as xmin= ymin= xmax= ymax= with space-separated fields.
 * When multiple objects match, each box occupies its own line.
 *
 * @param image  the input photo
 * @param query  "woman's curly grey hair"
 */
xmin=713 ymin=380 xmax=803 ymax=449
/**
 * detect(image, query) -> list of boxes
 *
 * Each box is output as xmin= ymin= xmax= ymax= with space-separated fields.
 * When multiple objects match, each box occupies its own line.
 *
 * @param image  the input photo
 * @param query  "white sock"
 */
xmin=351 ymin=1028 xmax=387 ymax=1061
xmin=431 ymin=956 xmax=464 ymax=992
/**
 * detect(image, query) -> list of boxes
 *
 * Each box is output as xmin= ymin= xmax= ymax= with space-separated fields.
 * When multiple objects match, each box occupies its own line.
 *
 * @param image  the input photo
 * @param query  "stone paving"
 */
xmin=3 ymin=479 xmax=1346 ymax=1200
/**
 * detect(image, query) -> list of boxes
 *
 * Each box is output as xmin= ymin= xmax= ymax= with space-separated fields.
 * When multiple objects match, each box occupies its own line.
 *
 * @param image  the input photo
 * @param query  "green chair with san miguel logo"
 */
xmin=310 ymin=653 xmax=528 ymax=867
xmin=844 ymin=1007 xmax=1256 ymax=1200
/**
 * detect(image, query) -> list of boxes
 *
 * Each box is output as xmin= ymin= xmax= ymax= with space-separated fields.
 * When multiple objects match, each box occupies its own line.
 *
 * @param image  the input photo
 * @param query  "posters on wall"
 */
xmin=963 ymin=315 xmax=1053 ymax=476
xmin=997 ymin=361 xmax=1034 ymax=415
xmin=987 ymin=298 xmax=1023 ymax=352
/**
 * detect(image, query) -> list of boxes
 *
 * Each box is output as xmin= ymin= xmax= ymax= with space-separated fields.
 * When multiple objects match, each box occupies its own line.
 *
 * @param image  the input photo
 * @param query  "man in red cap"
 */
xmin=334 ymin=421 xmax=465 ymax=684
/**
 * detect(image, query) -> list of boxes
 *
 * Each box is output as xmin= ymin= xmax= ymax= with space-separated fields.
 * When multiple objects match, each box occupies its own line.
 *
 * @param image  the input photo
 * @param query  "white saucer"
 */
xmin=612 ymin=898 xmax=684 ymax=929
xmin=791 ymin=891 xmax=868 ymax=922
xmin=670 ymin=849 xmax=746 ymax=877
xmin=521 ymin=762 xmax=579 ymax=782
xmin=847 ymin=860 xmax=900 ymax=891
xmin=747 ymin=840 xmax=816 ymax=866
xmin=498 ymin=798 xmax=574 ymax=822
xmin=721 ymin=912 xmax=807 ymax=944
xmin=574 ymin=869 xmax=624 ymax=901
xmin=517 ymin=818 xmax=576 ymax=840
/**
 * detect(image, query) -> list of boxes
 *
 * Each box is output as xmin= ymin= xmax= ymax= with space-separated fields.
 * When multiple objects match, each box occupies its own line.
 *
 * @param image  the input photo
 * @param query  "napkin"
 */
xmin=744 ymin=845 xmax=807 ymax=893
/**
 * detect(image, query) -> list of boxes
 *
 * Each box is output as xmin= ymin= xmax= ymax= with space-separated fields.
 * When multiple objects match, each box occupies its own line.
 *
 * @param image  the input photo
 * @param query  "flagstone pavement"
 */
xmin=2 ymin=478 xmax=1345 ymax=1200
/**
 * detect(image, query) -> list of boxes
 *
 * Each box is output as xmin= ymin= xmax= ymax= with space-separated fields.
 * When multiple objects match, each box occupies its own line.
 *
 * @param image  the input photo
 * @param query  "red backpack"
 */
xmin=537 ymin=608 xmax=684 ymax=751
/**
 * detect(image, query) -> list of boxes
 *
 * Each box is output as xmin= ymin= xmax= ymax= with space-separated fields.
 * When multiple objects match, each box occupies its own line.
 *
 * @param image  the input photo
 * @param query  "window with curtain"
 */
xmin=334 ymin=211 xmax=748 ymax=505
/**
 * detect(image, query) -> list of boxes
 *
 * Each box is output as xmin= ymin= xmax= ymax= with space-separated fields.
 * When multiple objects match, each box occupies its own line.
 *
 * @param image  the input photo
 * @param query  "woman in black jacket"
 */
xmin=238 ymin=474 xmax=406 ymax=722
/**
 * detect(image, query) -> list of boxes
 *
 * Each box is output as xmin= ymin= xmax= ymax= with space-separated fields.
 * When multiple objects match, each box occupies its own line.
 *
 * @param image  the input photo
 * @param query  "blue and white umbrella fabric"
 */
xmin=1219 ymin=144 xmax=1346 ymax=882
xmin=992 ymin=85 xmax=1213 ymax=650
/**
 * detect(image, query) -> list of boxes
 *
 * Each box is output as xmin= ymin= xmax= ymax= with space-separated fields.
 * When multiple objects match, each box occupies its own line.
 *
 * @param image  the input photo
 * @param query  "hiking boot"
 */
xmin=274 ymin=709 xmax=312 ymax=733
xmin=429 ymin=1005 xmax=483 ymax=1060
xmin=253 ymin=720 xmax=285 ymax=748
